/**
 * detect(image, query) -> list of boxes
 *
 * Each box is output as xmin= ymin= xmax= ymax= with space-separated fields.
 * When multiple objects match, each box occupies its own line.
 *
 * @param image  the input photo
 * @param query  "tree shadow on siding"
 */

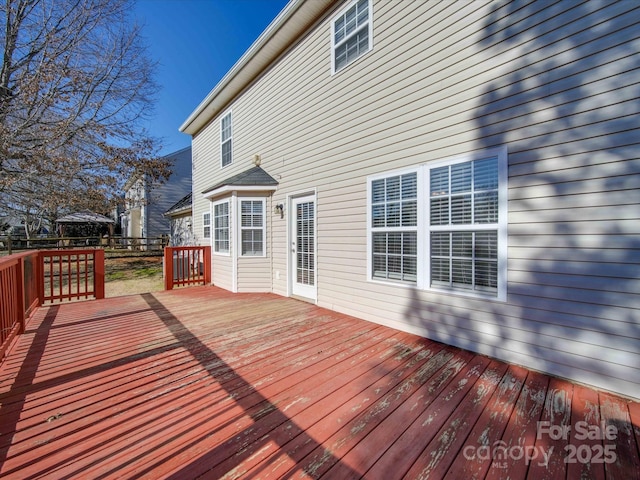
xmin=404 ymin=0 xmax=640 ymax=396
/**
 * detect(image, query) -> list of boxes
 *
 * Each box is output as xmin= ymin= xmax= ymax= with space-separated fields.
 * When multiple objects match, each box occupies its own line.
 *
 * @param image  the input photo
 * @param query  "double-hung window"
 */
xmin=220 ymin=111 xmax=232 ymax=167
xmin=371 ymin=172 xmax=418 ymax=282
xmin=213 ymin=200 xmax=230 ymax=254
xmin=368 ymin=149 xmax=507 ymax=299
xmin=240 ymin=200 xmax=265 ymax=256
xmin=429 ymin=157 xmax=501 ymax=295
xmin=203 ymin=212 xmax=211 ymax=239
xmin=332 ymin=0 xmax=372 ymax=73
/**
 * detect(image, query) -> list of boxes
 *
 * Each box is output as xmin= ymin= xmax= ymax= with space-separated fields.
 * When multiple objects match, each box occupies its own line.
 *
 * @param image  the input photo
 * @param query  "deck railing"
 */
xmin=164 ymin=246 xmax=211 ymax=290
xmin=0 ymin=249 xmax=105 ymax=361
xmin=39 ymin=249 xmax=105 ymax=304
xmin=0 ymin=251 xmax=40 ymax=361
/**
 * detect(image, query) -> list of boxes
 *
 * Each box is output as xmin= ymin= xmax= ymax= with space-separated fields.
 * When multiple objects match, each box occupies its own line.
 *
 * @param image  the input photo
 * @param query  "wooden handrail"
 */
xmin=164 ymin=246 xmax=211 ymax=290
xmin=0 ymin=249 xmax=106 ymax=362
xmin=0 ymin=251 xmax=40 ymax=362
xmin=39 ymin=249 xmax=105 ymax=304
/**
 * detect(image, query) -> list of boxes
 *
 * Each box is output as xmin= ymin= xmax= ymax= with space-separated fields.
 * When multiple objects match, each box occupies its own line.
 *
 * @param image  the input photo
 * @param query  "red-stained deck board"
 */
xmin=0 ymin=286 xmax=638 ymax=480
xmin=444 ymin=363 xmax=528 ymax=479
xmin=289 ymin=348 xmax=478 ymax=479
xmin=160 ymin=330 xmax=426 ymax=480
xmin=484 ymin=370 xmax=549 ymax=479
xmin=240 ymin=338 xmax=447 ymax=480
xmin=366 ymin=354 xmax=492 ymax=480
xmin=396 ymin=360 xmax=510 ymax=480
xmin=16 ymin=309 xmax=380 ymax=478
xmin=119 ymin=323 xmax=401 ymax=479
xmin=527 ymin=377 xmax=573 ymax=480
xmin=600 ymin=392 xmax=640 ymax=479
xmin=567 ymin=384 xmax=606 ymax=480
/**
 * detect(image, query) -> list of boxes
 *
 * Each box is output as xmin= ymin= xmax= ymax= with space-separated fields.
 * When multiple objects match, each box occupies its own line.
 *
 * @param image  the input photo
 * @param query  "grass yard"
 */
xmin=105 ymin=255 xmax=164 ymax=297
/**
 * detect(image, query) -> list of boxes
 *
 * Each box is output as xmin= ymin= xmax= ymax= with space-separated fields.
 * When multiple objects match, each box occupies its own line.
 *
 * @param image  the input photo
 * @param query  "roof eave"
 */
xmin=179 ymin=0 xmax=335 ymax=136
xmin=203 ymin=184 xmax=277 ymax=200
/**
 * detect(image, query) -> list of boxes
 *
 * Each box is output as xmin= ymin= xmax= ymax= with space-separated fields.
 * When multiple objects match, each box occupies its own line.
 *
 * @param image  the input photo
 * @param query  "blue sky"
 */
xmin=134 ymin=0 xmax=289 ymax=156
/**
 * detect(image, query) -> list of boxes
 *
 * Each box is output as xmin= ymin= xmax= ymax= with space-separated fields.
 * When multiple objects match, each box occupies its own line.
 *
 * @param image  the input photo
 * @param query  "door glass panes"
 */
xmin=296 ymin=201 xmax=315 ymax=286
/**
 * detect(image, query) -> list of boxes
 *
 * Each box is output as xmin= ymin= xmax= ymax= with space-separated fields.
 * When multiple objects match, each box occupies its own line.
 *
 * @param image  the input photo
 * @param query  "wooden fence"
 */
xmin=0 ymin=235 xmax=169 ymax=254
xmin=164 ymin=246 xmax=211 ymax=290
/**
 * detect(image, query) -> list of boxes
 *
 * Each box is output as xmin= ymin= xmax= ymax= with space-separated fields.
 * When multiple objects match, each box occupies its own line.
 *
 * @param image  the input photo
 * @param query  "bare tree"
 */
xmin=0 ymin=0 xmax=170 ymax=235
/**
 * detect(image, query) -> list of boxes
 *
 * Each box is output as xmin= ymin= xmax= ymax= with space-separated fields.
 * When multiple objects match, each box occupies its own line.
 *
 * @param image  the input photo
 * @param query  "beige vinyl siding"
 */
xmin=237 ymin=258 xmax=271 ymax=292
xmin=212 ymin=253 xmax=233 ymax=292
xmin=190 ymin=0 xmax=640 ymax=397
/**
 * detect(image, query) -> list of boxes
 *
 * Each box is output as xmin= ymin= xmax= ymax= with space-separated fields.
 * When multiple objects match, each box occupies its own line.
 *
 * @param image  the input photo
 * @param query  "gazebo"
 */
xmin=56 ymin=211 xmax=116 ymax=244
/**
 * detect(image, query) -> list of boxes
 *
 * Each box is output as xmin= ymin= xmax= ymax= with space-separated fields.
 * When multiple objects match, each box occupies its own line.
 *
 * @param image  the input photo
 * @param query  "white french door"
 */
xmin=290 ymin=194 xmax=316 ymax=300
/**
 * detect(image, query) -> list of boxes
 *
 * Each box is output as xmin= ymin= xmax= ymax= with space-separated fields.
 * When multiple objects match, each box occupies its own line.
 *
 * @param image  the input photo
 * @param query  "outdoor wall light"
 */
xmin=274 ymin=204 xmax=284 ymax=218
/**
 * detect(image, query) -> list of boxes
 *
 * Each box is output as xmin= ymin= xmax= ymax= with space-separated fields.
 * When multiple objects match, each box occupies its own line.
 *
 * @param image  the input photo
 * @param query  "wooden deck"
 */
xmin=0 ymin=286 xmax=638 ymax=479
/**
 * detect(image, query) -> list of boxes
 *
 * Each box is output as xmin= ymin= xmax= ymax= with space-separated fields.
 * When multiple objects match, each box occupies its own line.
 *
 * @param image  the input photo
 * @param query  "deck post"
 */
xmin=164 ymin=247 xmax=174 ymax=290
xmin=94 ymin=249 xmax=105 ymax=300
xmin=36 ymin=252 xmax=45 ymax=306
xmin=15 ymin=256 xmax=25 ymax=335
xmin=203 ymin=246 xmax=211 ymax=285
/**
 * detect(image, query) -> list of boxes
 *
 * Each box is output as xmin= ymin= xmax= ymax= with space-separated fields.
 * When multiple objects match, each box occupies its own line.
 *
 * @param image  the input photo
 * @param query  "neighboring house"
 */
xmin=179 ymin=1 xmax=640 ymax=399
xmin=121 ymin=146 xmax=192 ymax=244
xmin=164 ymin=192 xmax=194 ymax=246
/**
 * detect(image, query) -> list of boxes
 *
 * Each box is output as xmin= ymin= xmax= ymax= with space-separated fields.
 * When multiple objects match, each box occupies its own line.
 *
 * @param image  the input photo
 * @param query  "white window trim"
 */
xmin=212 ymin=199 xmax=231 ymax=256
xmin=366 ymin=147 xmax=508 ymax=301
xmin=202 ymin=211 xmax=211 ymax=240
xmin=331 ymin=0 xmax=373 ymax=75
xmin=237 ymin=197 xmax=267 ymax=258
xmin=220 ymin=110 xmax=233 ymax=168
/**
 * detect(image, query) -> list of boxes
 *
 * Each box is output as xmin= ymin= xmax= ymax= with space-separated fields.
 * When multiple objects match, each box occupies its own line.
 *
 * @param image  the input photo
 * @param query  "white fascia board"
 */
xmin=180 ymin=0 xmax=335 ymax=136
xmin=203 ymin=185 xmax=277 ymax=200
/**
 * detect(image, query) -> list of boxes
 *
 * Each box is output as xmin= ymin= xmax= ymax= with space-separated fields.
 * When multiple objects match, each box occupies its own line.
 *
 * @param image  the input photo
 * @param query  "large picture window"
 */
xmin=240 ymin=200 xmax=265 ymax=256
xmin=368 ymin=149 xmax=507 ymax=299
xmin=213 ymin=201 xmax=230 ymax=254
xmin=332 ymin=0 xmax=372 ymax=73
xmin=220 ymin=111 xmax=232 ymax=167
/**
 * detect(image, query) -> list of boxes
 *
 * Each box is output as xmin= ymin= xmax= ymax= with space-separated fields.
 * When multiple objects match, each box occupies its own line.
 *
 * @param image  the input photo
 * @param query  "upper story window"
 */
xmin=332 ymin=0 xmax=372 ymax=74
xmin=220 ymin=111 xmax=232 ymax=167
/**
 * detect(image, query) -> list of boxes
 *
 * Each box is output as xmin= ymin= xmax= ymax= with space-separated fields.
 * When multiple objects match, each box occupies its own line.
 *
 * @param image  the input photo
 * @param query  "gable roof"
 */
xmin=179 ymin=0 xmax=335 ymax=136
xmin=202 ymin=166 xmax=279 ymax=199
xmin=56 ymin=211 xmax=115 ymax=224
xmin=164 ymin=192 xmax=192 ymax=217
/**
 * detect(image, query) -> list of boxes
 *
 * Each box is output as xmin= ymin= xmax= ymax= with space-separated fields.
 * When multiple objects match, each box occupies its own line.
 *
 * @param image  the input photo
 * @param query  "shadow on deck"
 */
xmin=0 ymin=286 xmax=638 ymax=479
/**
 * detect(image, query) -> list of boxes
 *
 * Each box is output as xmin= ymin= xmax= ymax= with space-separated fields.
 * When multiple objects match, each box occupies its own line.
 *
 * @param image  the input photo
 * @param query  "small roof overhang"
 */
xmin=56 ymin=211 xmax=115 ymax=224
xmin=164 ymin=192 xmax=193 ymax=217
xmin=202 ymin=166 xmax=279 ymax=200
